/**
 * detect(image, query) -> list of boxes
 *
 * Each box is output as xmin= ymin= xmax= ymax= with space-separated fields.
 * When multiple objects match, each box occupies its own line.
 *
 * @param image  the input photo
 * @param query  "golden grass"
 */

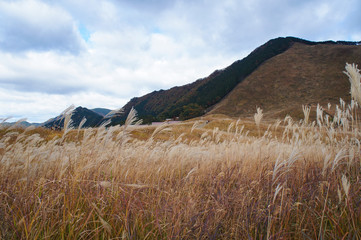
xmin=1 ymin=106 xmax=360 ymax=239
xmin=1 ymin=64 xmax=361 ymax=239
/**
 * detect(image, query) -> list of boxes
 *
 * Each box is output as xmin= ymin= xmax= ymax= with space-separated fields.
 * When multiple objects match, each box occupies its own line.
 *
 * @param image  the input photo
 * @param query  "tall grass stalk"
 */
xmin=344 ymin=63 xmax=361 ymax=105
xmin=254 ymin=107 xmax=263 ymax=137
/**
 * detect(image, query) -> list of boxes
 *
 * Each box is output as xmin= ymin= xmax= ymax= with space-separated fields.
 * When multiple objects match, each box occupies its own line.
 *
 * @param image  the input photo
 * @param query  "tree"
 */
xmin=179 ymin=103 xmax=204 ymax=120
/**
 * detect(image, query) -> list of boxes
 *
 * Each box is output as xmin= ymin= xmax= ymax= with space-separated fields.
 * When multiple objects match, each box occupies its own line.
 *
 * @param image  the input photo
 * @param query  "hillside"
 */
xmin=209 ymin=42 xmax=361 ymax=118
xmin=112 ymin=37 xmax=361 ymax=124
xmin=44 ymin=106 xmax=104 ymax=129
xmin=116 ymin=78 xmax=207 ymax=124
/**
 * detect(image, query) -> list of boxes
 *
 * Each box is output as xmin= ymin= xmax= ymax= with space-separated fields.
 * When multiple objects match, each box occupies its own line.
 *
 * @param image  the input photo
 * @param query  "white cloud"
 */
xmin=0 ymin=24 xmax=232 ymax=122
xmin=0 ymin=0 xmax=84 ymax=53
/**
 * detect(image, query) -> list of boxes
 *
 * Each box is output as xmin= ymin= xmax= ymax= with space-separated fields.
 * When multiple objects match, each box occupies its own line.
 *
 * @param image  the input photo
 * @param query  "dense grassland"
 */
xmin=1 ymin=64 xmax=361 ymax=239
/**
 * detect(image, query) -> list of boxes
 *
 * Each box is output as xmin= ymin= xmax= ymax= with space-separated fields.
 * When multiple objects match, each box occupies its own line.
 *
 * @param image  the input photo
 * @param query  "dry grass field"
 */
xmin=1 ymin=64 xmax=361 ymax=239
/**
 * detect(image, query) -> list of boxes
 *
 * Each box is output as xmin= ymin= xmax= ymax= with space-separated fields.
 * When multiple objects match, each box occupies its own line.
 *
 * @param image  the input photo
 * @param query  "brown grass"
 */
xmin=1 ymin=65 xmax=361 ymax=239
xmin=1 ymin=108 xmax=360 ymax=239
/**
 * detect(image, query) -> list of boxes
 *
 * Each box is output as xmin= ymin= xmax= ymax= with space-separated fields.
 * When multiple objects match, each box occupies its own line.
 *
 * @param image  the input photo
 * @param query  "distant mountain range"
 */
xmin=5 ymin=36 xmax=360 ymax=129
xmin=3 ymin=108 xmax=112 ymax=128
xmin=1 ymin=121 xmax=42 ymax=128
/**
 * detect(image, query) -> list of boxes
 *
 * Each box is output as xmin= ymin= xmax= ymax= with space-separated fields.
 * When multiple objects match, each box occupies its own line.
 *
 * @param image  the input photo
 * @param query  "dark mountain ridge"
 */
xmin=1 ymin=121 xmax=41 ymax=128
xmin=109 ymin=36 xmax=361 ymax=124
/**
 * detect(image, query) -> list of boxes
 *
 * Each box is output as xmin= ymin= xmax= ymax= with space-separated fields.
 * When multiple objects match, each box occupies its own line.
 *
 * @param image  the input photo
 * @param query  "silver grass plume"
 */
xmin=191 ymin=120 xmax=208 ymax=133
xmin=78 ymin=117 xmax=87 ymax=130
xmin=254 ymin=107 xmax=263 ymax=136
xmin=151 ymin=123 xmax=172 ymax=139
xmin=60 ymin=104 xmax=75 ymax=117
xmin=124 ymin=107 xmax=142 ymax=129
xmin=63 ymin=111 xmax=73 ymax=132
xmin=316 ymin=104 xmax=323 ymax=127
xmin=61 ymin=105 xmax=75 ymax=136
xmin=302 ymin=105 xmax=311 ymax=125
xmin=341 ymin=175 xmax=350 ymax=199
xmin=344 ymin=63 xmax=361 ymax=105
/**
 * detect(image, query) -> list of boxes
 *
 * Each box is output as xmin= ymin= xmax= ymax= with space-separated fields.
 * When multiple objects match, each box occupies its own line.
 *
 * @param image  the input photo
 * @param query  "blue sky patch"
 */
xmin=78 ymin=23 xmax=91 ymax=42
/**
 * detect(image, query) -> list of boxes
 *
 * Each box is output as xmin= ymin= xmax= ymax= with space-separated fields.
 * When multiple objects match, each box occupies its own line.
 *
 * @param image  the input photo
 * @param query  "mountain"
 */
xmin=91 ymin=108 xmax=112 ymax=116
xmin=209 ymin=39 xmax=361 ymax=118
xmin=1 ymin=121 xmax=41 ymax=128
xmin=110 ymin=37 xmax=361 ymax=123
xmin=43 ymin=106 xmax=104 ymax=129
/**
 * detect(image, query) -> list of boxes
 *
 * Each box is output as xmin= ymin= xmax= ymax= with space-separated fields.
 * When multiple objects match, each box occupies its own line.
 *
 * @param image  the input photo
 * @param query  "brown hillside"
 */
xmin=208 ymin=42 xmax=361 ymax=119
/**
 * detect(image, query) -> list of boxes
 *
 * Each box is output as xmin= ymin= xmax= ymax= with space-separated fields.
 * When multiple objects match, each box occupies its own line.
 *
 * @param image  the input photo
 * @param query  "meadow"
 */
xmin=0 ymin=63 xmax=360 ymax=239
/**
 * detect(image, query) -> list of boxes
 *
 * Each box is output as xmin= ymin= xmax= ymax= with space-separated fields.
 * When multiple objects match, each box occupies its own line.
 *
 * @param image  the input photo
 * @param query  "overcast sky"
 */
xmin=0 ymin=0 xmax=360 ymax=122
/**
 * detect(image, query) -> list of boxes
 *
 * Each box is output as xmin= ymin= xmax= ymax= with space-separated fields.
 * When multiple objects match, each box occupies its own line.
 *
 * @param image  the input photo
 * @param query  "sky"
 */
xmin=0 ymin=0 xmax=360 ymax=123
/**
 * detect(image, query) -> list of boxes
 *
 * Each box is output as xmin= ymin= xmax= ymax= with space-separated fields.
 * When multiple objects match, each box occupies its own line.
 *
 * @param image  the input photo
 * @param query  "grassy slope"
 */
xmin=209 ymin=43 xmax=361 ymax=119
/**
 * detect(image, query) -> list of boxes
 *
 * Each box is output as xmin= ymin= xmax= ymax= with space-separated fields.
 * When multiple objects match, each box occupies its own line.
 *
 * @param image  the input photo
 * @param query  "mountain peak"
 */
xmin=44 ymin=106 xmax=104 ymax=129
